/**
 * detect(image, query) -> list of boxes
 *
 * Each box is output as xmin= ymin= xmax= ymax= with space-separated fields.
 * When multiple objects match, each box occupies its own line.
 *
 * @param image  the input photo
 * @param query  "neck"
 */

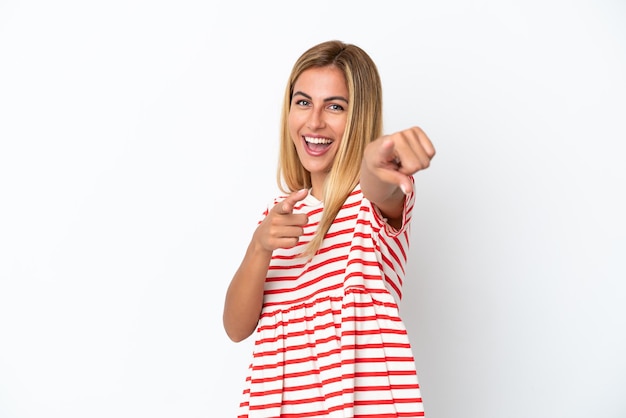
xmin=310 ymin=173 xmax=326 ymax=200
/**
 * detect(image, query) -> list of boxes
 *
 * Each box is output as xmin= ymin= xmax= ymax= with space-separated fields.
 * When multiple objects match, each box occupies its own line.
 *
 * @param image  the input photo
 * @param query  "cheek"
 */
xmin=288 ymin=113 xmax=303 ymax=141
xmin=333 ymin=118 xmax=348 ymax=137
xmin=288 ymin=119 xmax=297 ymax=143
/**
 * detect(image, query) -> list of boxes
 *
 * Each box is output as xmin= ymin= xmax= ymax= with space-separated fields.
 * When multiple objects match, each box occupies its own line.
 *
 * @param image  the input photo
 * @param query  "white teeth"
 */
xmin=304 ymin=136 xmax=332 ymax=144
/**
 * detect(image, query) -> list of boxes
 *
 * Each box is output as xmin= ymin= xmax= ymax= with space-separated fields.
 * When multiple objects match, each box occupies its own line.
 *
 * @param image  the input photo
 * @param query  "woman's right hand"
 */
xmin=253 ymin=188 xmax=310 ymax=252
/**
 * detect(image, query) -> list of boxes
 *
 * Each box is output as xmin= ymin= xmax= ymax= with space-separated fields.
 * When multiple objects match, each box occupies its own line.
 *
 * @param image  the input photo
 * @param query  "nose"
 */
xmin=306 ymin=108 xmax=326 ymax=130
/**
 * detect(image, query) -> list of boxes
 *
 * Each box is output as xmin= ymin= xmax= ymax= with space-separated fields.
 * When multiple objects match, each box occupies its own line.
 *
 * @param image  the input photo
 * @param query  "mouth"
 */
xmin=303 ymin=136 xmax=333 ymax=155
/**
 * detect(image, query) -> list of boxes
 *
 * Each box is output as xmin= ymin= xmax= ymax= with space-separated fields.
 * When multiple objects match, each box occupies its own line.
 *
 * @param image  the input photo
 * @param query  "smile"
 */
xmin=303 ymin=136 xmax=333 ymax=156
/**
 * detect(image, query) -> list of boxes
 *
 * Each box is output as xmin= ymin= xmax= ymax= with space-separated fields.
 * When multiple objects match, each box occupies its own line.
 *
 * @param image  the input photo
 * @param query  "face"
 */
xmin=289 ymin=66 xmax=349 ymax=191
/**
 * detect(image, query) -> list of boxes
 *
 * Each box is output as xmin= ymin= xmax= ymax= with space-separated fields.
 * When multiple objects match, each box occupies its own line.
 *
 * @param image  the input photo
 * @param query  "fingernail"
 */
xmin=400 ymin=184 xmax=408 ymax=195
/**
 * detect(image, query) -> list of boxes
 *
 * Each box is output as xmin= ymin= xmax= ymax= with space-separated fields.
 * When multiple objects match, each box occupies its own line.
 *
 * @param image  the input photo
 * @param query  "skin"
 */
xmin=361 ymin=126 xmax=436 ymax=228
xmin=289 ymin=66 xmax=349 ymax=200
xmin=223 ymin=66 xmax=436 ymax=342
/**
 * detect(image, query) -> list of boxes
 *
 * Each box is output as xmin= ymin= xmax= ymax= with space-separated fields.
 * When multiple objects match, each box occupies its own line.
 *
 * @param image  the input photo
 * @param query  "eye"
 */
xmin=328 ymin=103 xmax=345 ymax=111
xmin=294 ymin=99 xmax=310 ymax=107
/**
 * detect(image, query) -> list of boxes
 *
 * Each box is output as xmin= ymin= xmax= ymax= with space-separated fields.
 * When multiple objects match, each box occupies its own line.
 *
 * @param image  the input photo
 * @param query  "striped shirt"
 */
xmin=238 ymin=184 xmax=424 ymax=417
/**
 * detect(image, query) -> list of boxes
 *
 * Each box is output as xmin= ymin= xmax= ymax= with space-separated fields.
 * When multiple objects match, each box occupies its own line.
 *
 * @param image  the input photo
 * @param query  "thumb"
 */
xmin=280 ymin=188 xmax=309 ymax=214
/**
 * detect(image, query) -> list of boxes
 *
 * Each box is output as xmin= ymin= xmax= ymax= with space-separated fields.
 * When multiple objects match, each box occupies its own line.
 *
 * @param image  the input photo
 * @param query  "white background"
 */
xmin=1 ymin=1 xmax=625 ymax=417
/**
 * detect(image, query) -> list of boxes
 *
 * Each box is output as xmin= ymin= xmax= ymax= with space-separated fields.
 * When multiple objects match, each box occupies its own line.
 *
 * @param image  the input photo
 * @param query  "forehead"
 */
xmin=293 ymin=66 xmax=348 ymax=97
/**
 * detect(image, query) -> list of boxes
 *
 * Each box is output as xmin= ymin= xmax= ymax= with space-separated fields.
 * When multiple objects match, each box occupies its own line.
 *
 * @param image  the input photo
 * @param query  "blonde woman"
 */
xmin=223 ymin=40 xmax=435 ymax=417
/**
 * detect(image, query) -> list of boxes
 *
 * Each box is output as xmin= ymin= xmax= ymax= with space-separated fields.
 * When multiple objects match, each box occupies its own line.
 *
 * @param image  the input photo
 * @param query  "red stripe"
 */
xmin=263 ymin=282 xmax=344 ymax=308
xmin=264 ymin=268 xmax=345 ymax=295
xmin=341 ymin=313 xmax=403 ymax=323
xmin=342 ymin=296 xmax=398 ymax=309
xmin=316 ymin=240 xmax=351 ymax=255
xmin=323 ymin=226 xmax=356 ymax=239
xmin=380 ymin=234 xmax=406 ymax=273
xmin=256 ymin=314 xmax=341 ymax=337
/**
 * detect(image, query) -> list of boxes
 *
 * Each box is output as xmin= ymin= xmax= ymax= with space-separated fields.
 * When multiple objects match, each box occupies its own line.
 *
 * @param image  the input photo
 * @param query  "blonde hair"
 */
xmin=277 ymin=40 xmax=383 ymax=256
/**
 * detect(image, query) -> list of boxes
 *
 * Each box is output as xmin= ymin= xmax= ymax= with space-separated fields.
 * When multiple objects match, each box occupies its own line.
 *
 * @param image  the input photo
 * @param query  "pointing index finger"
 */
xmin=378 ymin=136 xmax=398 ymax=164
xmin=280 ymin=188 xmax=308 ymax=214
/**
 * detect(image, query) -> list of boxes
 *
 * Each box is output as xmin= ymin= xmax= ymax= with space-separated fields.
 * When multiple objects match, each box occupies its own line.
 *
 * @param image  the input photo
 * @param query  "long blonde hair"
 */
xmin=277 ymin=40 xmax=383 ymax=257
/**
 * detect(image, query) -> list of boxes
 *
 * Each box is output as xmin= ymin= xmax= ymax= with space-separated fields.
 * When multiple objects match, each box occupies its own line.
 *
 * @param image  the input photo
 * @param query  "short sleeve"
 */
xmin=369 ymin=177 xmax=416 ymax=238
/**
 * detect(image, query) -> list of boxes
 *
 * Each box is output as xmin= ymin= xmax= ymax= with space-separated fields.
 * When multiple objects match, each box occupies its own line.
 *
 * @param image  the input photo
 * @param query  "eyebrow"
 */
xmin=292 ymin=91 xmax=349 ymax=104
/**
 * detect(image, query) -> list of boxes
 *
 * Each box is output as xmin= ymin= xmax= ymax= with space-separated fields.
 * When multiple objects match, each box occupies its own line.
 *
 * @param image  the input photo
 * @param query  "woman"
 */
xmin=223 ymin=39 xmax=435 ymax=417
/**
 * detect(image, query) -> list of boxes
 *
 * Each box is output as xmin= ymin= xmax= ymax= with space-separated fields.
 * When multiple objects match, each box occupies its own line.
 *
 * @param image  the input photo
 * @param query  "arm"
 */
xmin=360 ymin=126 xmax=435 ymax=229
xmin=222 ymin=189 xmax=309 ymax=342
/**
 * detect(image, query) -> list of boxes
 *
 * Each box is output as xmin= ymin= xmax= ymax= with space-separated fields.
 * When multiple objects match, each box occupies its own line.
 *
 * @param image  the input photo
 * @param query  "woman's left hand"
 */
xmin=363 ymin=126 xmax=436 ymax=195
